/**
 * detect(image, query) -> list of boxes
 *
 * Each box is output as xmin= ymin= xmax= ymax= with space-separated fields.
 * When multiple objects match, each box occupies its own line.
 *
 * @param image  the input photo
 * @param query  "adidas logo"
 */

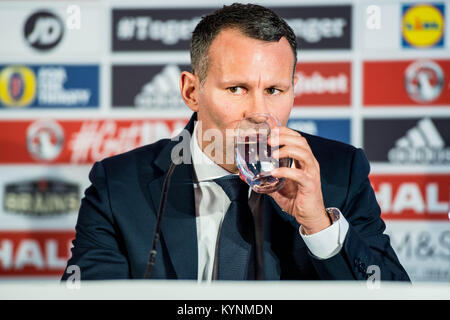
xmin=134 ymin=64 xmax=185 ymax=109
xmin=388 ymin=118 xmax=450 ymax=164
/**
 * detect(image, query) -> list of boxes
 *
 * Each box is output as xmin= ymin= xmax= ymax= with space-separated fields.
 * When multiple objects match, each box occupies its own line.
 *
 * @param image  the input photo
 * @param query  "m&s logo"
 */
xmin=402 ymin=3 xmax=445 ymax=48
xmin=0 ymin=66 xmax=37 ymax=108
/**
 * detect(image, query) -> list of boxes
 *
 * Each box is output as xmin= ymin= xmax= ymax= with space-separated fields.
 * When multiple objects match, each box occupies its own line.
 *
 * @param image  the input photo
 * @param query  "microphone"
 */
xmin=143 ymin=151 xmax=182 ymax=279
xmin=142 ymin=146 xmax=264 ymax=280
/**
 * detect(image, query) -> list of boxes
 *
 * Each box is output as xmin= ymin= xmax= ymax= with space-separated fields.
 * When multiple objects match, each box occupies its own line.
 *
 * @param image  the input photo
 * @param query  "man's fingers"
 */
xmin=272 ymin=126 xmax=301 ymax=137
xmin=272 ymin=145 xmax=315 ymax=168
xmin=269 ymin=128 xmax=312 ymax=152
xmin=270 ymin=167 xmax=307 ymax=187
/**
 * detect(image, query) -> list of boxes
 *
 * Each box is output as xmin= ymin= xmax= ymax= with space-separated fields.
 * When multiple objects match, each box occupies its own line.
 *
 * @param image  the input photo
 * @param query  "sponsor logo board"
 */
xmin=271 ymin=5 xmax=352 ymax=50
xmin=112 ymin=5 xmax=351 ymax=51
xmin=0 ymin=4 xmax=102 ymax=56
xmin=24 ymin=10 xmax=65 ymax=51
xmin=364 ymin=117 xmax=450 ymax=164
xmin=112 ymin=64 xmax=190 ymax=109
xmin=288 ymin=118 xmax=350 ymax=144
xmin=0 ymin=230 xmax=74 ymax=277
xmin=0 ymin=118 xmax=188 ymax=164
xmin=0 ymin=166 xmax=90 ymax=229
xmin=4 ymin=179 xmax=79 ymax=217
xmin=0 ymin=65 xmax=99 ymax=109
xmin=401 ymin=3 xmax=445 ymax=49
xmin=294 ymin=62 xmax=351 ymax=106
xmin=371 ymin=174 xmax=449 ymax=220
xmin=363 ymin=59 xmax=450 ymax=106
xmin=112 ymin=8 xmax=210 ymax=51
xmin=385 ymin=221 xmax=450 ymax=282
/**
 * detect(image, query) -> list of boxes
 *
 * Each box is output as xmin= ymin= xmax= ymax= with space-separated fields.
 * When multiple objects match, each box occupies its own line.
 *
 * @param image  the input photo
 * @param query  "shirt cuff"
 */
xmin=298 ymin=211 xmax=349 ymax=260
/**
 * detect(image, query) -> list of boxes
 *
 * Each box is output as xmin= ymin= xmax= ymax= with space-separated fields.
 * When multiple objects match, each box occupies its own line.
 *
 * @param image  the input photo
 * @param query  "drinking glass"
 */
xmin=235 ymin=113 xmax=291 ymax=193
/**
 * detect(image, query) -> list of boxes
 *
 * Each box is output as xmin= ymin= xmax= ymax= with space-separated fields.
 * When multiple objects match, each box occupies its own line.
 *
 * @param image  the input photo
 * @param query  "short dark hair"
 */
xmin=190 ymin=3 xmax=298 ymax=83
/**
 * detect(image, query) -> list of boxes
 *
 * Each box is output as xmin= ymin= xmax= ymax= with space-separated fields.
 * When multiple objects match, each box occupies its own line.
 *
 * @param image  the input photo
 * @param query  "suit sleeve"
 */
xmin=61 ymin=161 xmax=130 ymax=281
xmin=309 ymin=148 xmax=411 ymax=281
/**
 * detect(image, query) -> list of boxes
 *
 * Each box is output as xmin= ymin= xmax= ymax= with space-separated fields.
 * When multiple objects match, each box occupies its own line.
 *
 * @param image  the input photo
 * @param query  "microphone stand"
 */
xmin=143 ymin=149 xmax=264 ymax=280
xmin=144 ymin=160 xmax=178 ymax=279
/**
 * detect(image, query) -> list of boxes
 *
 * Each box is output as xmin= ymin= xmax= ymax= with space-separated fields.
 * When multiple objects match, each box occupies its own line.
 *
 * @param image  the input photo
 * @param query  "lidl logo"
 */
xmin=402 ymin=3 xmax=445 ymax=48
xmin=0 ymin=66 xmax=37 ymax=108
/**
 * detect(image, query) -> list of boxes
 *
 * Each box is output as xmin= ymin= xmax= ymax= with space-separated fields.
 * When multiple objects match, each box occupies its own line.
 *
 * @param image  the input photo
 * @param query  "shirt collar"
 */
xmin=190 ymin=121 xmax=237 ymax=182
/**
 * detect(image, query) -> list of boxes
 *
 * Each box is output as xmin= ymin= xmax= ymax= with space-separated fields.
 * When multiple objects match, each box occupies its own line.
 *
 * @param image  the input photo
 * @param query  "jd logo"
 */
xmin=24 ymin=10 xmax=64 ymax=51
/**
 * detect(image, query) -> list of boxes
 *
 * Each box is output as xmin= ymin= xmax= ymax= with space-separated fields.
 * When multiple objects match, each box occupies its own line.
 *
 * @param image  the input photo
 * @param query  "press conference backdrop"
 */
xmin=0 ymin=0 xmax=449 ymax=283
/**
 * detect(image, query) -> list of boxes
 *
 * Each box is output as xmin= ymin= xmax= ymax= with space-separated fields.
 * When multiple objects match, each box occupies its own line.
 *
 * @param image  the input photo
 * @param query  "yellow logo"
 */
xmin=0 ymin=66 xmax=37 ymax=108
xmin=402 ymin=4 xmax=445 ymax=48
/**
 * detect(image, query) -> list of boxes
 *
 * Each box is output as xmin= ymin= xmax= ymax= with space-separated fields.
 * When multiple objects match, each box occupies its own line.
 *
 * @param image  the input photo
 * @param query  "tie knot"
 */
xmin=214 ymin=175 xmax=249 ymax=202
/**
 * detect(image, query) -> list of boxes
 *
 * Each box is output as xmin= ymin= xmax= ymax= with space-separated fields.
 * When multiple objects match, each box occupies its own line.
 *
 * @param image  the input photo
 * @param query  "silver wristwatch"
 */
xmin=325 ymin=207 xmax=341 ymax=224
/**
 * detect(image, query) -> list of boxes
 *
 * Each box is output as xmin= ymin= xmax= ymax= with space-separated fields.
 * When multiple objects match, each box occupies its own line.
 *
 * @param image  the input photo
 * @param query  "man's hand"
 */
xmin=268 ymin=127 xmax=331 ymax=235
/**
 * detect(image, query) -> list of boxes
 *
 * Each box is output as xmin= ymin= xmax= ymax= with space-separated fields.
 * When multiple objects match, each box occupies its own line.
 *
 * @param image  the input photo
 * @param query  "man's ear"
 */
xmin=293 ymin=75 xmax=299 ymax=88
xmin=180 ymin=71 xmax=200 ymax=112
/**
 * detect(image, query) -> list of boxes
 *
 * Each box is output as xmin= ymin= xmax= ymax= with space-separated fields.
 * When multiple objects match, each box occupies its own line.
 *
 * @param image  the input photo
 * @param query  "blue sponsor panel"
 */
xmin=288 ymin=118 xmax=351 ymax=144
xmin=0 ymin=65 xmax=99 ymax=109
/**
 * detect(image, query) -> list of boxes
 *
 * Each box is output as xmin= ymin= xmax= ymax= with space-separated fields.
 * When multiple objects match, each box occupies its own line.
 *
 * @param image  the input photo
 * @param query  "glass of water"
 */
xmin=235 ymin=113 xmax=291 ymax=193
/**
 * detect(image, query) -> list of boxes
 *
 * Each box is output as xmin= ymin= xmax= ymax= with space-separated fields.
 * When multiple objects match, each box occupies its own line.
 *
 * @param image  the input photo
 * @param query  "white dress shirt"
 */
xmin=190 ymin=122 xmax=349 ymax=282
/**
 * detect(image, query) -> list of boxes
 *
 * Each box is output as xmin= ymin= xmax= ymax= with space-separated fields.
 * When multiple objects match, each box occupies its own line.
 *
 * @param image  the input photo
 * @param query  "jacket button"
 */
xmin=359 ymin=263 xmax=366 ymax=273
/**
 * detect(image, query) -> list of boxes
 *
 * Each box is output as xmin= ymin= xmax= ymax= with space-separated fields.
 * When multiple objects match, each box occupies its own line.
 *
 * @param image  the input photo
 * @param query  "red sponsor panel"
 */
xmin=0 ymin=118 xmax=188 ymax=164
xmin=0 ymin=230 xmax=74 ymax=277
xmin=370 ymin=174 xmax=450 ymax=220
xmin=293 ymin=62 xmax=351 ymax=106
xmin=364 ymin=59 xmax=450 ymax=106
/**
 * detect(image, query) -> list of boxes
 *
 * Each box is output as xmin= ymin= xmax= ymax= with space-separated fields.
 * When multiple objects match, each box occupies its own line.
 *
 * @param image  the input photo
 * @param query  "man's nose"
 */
xmin=244 ymin=91 xmax=269 ymax=117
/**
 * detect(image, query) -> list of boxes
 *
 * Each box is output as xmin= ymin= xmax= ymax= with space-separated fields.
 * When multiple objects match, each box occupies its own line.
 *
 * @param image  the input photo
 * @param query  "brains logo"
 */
xmin=26 ymin=119 xmax=64 ymax=162
xmin=0 ymin=66 xmax=37 ymax=108
xmin=405 ymin=60 xmax=444 ymax=103
xmin=402 ymin=4 xmax=445 ymax=48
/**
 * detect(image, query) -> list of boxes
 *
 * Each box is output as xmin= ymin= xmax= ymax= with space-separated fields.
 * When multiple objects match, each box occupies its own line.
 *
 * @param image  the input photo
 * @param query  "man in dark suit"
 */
xmin=62 ymin=3 xmax=410 ymax=281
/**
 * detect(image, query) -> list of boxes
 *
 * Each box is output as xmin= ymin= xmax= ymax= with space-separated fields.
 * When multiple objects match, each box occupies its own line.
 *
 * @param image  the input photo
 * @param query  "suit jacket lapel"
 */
xmin=147 ymin=114 xmax=198 ymax=280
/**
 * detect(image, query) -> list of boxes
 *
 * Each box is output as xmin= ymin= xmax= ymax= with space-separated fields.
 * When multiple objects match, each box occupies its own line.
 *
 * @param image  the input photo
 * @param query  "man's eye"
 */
xmin=266 ymin=88 xmax=281 ymax=95
xmin=228 ymin=86 xmax=244 ymax=94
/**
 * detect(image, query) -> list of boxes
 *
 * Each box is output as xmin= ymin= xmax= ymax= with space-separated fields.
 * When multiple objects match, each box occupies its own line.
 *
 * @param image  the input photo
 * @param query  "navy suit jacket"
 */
xmin=62 ymin=113 xmax=410 ymax=281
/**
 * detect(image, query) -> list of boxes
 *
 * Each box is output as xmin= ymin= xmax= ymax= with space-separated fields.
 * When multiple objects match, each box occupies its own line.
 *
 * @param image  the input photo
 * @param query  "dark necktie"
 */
xmin=212 ymin=175 xmax=257 ymax=280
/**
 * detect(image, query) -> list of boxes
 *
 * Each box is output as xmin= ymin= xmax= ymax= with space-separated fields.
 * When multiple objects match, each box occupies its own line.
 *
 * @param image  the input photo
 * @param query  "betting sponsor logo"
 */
xmin=401 ymin=3 xmax=445 ymax=49
xmin=0 ymin=231 xmax=74 ymax=277
xmin=272 ymin=5 xmax=352 ymax=50
xmin=293 ymin=62 xmax=350 ymax=106
xmin=370 ymin=174 xmax=449 ymax=220
xmin=112 ymin=64 xmax=189 ymax=109
xmin=24 ymin=10 xmax=64 ymax=51
xmin=288 ymin=118 xmax=350 ymax=144
xmin=0 ymin=65 xmax=99 ymax=109
xmin=3 ymin=179 xmax=79 ymax=216
xmin=0 ymin=118 xmax=188 ymax=164
xmin=384 ymin=221 xmax=450 ymax=282
xmin=364 ymin=118 xmax=450 ymax=164
xmin=363 ymin=59 xmax=450 ymax=106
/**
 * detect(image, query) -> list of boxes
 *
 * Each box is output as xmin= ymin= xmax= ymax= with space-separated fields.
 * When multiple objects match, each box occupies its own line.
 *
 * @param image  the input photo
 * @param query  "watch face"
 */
xmin=326 ymin=207 xmax=341 ymax=223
